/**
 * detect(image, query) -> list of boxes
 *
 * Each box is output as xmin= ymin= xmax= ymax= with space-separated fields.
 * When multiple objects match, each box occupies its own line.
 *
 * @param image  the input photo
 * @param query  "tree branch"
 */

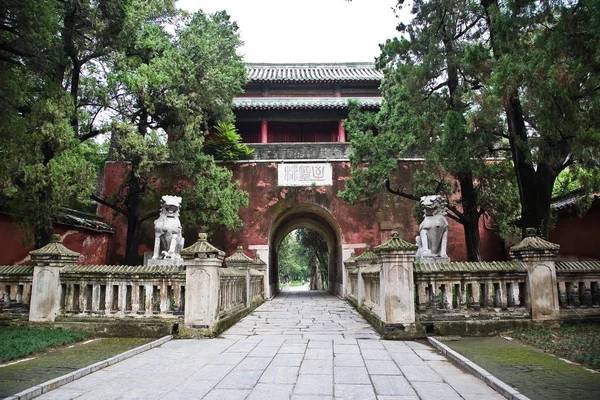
xmin=384 ymin=179 xmax=420 ymax=201
xmin=141 ymin=211 xmax=160 ymax=223
xmin=454 ymin=17 xmax=483 ymax=40
xmin=423 ymin=80 xmax=449 ymax=101
xmin=91 ymin=194 xmax=128 ymax=217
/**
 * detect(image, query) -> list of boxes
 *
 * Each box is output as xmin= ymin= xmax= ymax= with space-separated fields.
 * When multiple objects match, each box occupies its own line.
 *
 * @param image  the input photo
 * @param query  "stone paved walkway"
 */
xmin=36 ymin=287 xmax=505 ymax=399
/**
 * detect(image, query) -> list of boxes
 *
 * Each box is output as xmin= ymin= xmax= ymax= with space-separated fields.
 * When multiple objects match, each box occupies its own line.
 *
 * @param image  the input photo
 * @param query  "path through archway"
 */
xmin=268 ymin=205 xmax=343 ymax=298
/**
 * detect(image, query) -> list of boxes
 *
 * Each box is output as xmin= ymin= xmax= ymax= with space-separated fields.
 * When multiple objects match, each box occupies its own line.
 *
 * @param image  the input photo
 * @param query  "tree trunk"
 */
xmin=458 ymin=172 xmax=482 ymax=261
xmin=124 ymin=169 xmax=144 ymax=265
xmin=34 ymin=222 xmax=54 ymax=249
xmin=481 ymin=0 xmax=557 ymax=239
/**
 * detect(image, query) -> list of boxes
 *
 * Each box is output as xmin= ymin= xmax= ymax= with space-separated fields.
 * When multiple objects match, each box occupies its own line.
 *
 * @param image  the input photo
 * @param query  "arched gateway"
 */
xmin=99 ymin=63 xmax=499 ymax=266
xmin=268 ymin=204 xmax=343 ymax=298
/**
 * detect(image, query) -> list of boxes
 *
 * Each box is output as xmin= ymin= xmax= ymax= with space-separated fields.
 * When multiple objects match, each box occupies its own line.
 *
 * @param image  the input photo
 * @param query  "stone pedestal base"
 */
xmin=418 ymin=256 xmax=450 ymax=264
xmin=145 ymin=258 xmax=184 ymax=267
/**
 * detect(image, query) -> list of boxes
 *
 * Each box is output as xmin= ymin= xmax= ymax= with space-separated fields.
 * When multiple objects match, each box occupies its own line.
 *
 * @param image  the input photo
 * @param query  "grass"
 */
xmin=513 ymin=323 xmax=600 ymax=370
xmin=0 ymin=326 xmax=91 ymax=362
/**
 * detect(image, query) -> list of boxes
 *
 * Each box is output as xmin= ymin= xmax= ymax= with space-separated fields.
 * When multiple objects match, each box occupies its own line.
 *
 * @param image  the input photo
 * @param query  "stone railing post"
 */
xmin=29 ymin=234 xmax=80 ymax=322
xmin=343 ymin=252 xmax=357 ymax=299
xmin=181 ymin=233 xmax=224 ymax=331
xmin=253 ymin=252 xmax=268 ymax=299
xmin=374 ymin=231 xmax=418 ymax=326
xmin=510 ymin=228 xmax=560 ymax=321
xmin=354 ymin=247 xmax=380 ymax=308
xmin=226 ymin=246 xmax=253 ymax=307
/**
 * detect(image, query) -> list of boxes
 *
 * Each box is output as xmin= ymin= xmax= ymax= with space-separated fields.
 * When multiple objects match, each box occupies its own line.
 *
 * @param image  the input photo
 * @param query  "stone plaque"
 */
xmin=278 ymin=163 xmax=332 ymax=186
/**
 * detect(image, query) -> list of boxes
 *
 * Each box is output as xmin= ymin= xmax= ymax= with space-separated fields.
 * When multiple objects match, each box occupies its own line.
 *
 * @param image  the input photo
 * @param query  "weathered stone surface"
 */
xmin=510 ymin=229 xmax=560 ymax=321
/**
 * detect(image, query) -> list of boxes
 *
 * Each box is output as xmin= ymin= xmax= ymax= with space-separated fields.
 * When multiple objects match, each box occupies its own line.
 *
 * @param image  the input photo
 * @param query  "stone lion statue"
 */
xmin=416 ymin=195 xmax=449 ymax=262
xmin=152 ymin=195 xmax=185 ymax=260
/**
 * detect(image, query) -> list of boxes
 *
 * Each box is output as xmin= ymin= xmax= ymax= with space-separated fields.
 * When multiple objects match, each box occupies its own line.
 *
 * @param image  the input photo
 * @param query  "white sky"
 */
xmin=177 ymin=0 xmax=408 ymax=63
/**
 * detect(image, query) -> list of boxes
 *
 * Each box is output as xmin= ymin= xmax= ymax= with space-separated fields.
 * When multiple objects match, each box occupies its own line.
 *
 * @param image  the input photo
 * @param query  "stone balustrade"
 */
xmin=556 ymin=261 xmax=600 ymax=311
xmin=0 ymin=234 xmax=267 ymax=337
xmin=219 ymin=269 xmax=247 ymax=315
xmin=414 ymin=262 xmax=529 ymax=319
xmin=0 ymin=265 xmax=33 ymax=312
xmin=58 ymin=265 xmax=186 ymax=317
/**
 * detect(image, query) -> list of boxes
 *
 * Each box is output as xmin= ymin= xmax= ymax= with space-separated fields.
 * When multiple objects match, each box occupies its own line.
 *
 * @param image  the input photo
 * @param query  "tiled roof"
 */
xmin=58 ymin=208 xmax=114 ymax=233
xmin=375 ymin=231 xmax=418 ymax=252
xmin=415 ymin=261 xmax=526 ymax=273
xmin=246 ymin=63 xmax=383 ymax=83
xmin=509 ymin=231 xmax=560 ymax=254
xmin=29 ymin=235 xmax=80 ymax=258
xmin=556 ymin=261 xmax=600 ymax=272
xmin=551 ymin=189 xmax=600 ymax=212
xmin=181 ymin=233 xmax=225 ymax=258
xmin=354 ymin=246 xmax=381 ymax=263
xmin=0 ymin=265 xmax=34 ymax=275
xmin=226 ymin=247 xmax=254 ymax=263
xmin=233 ymin=96 xmax=382 ymax=111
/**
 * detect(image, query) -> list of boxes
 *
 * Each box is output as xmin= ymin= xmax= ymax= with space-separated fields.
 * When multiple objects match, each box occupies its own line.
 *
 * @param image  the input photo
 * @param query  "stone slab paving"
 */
xmin=35 ymin=287 xmax=505 ymax=399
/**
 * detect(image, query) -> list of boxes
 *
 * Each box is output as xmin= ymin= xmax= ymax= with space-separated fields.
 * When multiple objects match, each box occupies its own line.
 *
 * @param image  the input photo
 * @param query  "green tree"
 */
xmin=278 ymin=233 xmax=306 ymax=282
xmin=91 ymin=9 xmax=249 ymax=264
xmin=478 ymin=0 xmax=600 ymax=237
xmin=297 ymin=228 xmax=328 ymax=290
xmin=0 ymin=2 xmax=251 ymax=263
xmin=340 ymin=0 xmax=518 ymax=261
xmin=0 ymin=0 xmax=173 ymax=247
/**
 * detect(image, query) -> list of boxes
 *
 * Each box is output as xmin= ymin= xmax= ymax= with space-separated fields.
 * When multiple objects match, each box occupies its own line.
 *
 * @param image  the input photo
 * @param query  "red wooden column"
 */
xmin=337 ymin=121 xmax=346 ymax=143
xmin=261 ymin=120 xmax=268 ymax=143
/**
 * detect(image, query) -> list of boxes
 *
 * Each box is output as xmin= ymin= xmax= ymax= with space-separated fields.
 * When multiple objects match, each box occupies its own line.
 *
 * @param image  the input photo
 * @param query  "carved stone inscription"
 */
xmin=278 ymin=163 xmax=332 ymax=186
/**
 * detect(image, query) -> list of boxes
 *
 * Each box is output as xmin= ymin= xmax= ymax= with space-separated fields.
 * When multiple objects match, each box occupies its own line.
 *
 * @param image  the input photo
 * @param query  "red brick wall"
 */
xmin=96 ymin=161 xmax=507 ymax=263
xmin=550 ymin=205 xmax=600 ymax=260
xmin=0 ymin=214 xmax=111 ymax=265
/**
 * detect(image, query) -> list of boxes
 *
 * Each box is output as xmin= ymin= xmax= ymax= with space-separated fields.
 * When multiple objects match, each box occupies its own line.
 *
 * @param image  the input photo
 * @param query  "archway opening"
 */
xmin=268 ymin=205 xmax=343 ymax=297
xmin=278 ymin=228 xmax=328 ymax=291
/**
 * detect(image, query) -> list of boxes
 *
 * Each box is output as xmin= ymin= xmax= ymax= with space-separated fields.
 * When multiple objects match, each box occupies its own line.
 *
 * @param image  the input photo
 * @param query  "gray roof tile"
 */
xmin=246 ymin=63 xmax=383 ymax=83
xmin=233 ymin=96 xmax=382 ymax=110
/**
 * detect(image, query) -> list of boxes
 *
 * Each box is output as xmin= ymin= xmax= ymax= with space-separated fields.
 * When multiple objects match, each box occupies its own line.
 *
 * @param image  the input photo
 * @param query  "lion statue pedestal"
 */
xmin=416 ymin=195 xmax=450 ymax=264
xmin=145 ymin=195 xmax=185 ymax=267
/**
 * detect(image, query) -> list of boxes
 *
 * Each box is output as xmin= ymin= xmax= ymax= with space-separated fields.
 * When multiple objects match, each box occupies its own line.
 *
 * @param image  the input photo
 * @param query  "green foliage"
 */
xmin=0 ymin=326 xmax=90 ymax=362
xmin=277 ymin=228 xmax=329 ymax=286
xmin=0 ymin=1 xmax=249 ymax=257
xmin=476 ymin=0 xmax=600 ymax=236
xmin=514 ymin=323 xmax=600 ymax=370
xmin=340 ymin=0 xmax=519 ymax=260
xmin=297 ymin=228 xmax=328 ymax=288
xmin=278 ymin=233 xmax=307 ymax=282
xmin=0 ymin=0 xmax=170 ymax=246
xmin=204 ymin=121 xmax=254 ymax=163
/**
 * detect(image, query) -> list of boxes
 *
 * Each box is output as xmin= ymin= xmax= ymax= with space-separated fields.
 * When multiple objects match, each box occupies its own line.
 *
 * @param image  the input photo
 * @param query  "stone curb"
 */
xmin=428 ymin=337 xmax=530 ymax=400
xmin=4 ymin=335 xmax=173 ymax=400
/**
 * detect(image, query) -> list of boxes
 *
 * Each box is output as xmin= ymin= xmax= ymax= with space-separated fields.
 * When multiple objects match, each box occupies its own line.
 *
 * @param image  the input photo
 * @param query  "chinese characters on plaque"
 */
xmin=277 ymin=163 xmax=333 ymax=186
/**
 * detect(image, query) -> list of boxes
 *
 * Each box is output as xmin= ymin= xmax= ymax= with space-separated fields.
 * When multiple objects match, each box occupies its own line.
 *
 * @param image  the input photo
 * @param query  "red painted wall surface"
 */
xmin=0 ymin=214 xmax=111 ymax=265
xmin=98 ymin=160 xmax=506 ymax=263
xmin=550 ymin=205 xmax=600 ymax=260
